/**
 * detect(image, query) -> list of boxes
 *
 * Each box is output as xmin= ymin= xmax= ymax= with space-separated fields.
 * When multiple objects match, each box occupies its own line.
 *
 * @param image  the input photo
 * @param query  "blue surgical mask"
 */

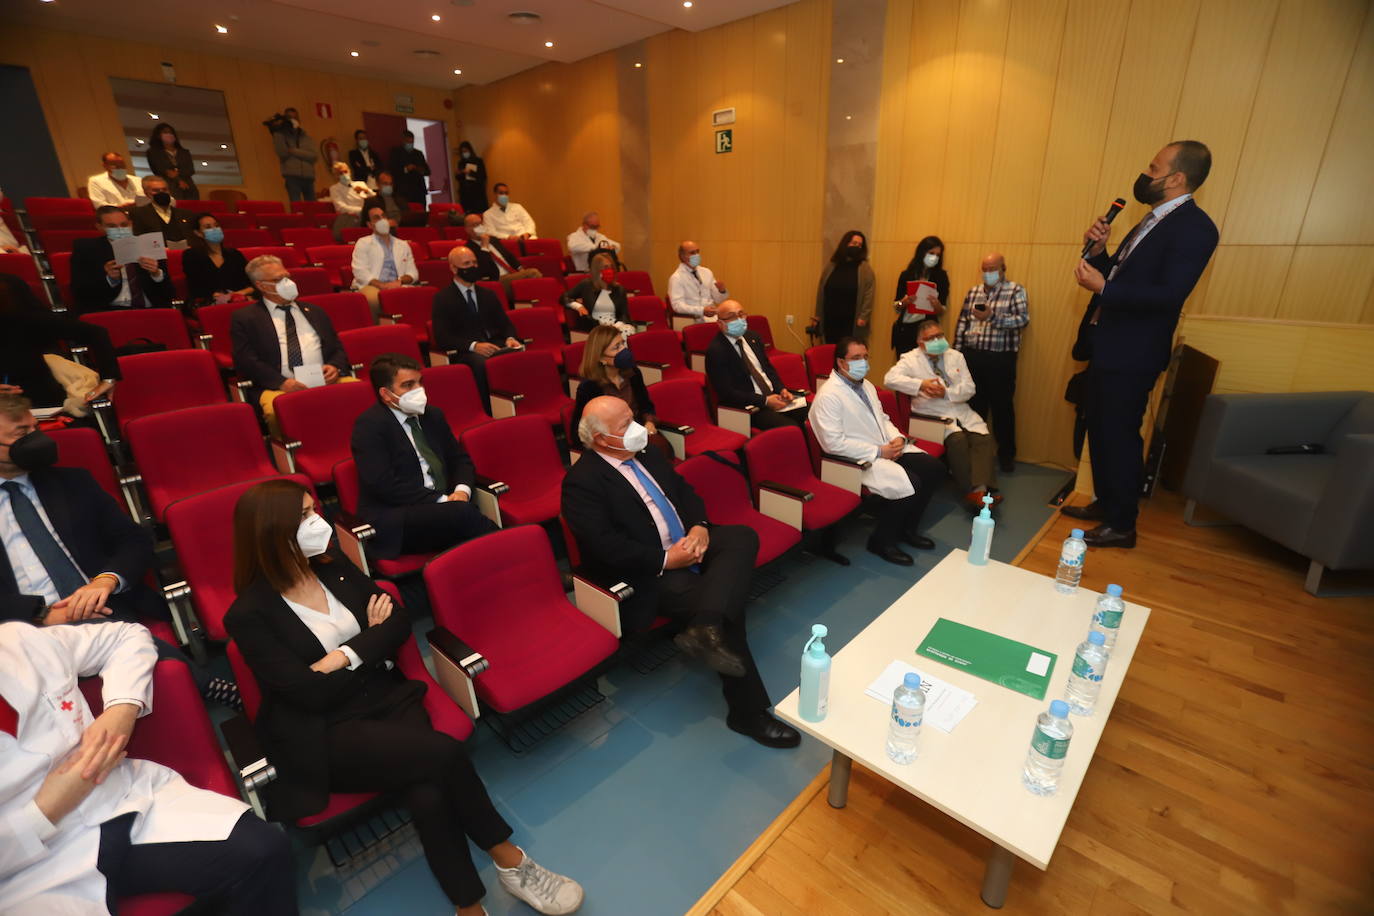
xmin=983 ymin=270 xmax=1001 ymax=287
xmin=203 ymin=227 xmax=224 ymax=244
xmin=357 ymin=139 xmax=369 ymax=149
xmin=724 ymin=317 xmax=748 ymax=338
xmin=110 ymin=168 xmax=128 ymax=181
xmin=846 ymin=359 xmax=869 ymax=381
xmin=497 ymin=194 xmax=510 ymax=207
xmin=687 ymin=253 xmax=701 ymax=268
xmin=380 ymin=184 xmax=394 ymax=196
xmin=105 ymin=226 xmax=133 ymax=241
xmin=924 ymin=337 xmax=949 ymax=356
xmin=403 ymin=142 xmax=414 ymax=152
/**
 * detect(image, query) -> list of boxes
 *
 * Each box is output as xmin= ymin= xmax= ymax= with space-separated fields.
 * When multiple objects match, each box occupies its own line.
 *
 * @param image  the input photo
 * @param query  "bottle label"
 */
xmin=1061 ymin=553 xmax=1083 ymax=568
xmin=1094 ymin=609 xmax=1122 ymax=628
xmin=1072 ymin=653 xmax=1103 ymax=682
xmin=891 ymin=705 xmax=922 ymax=730
xmin=1031 ymin=726 xmax=1069 ymax=759
xmin=816 ymin=668 xmax=829 ymax=717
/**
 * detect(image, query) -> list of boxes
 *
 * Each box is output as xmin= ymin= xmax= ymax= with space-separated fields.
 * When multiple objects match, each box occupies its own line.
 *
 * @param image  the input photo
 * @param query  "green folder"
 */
xmin=916 ymin=618 xmax=1058 ymax=700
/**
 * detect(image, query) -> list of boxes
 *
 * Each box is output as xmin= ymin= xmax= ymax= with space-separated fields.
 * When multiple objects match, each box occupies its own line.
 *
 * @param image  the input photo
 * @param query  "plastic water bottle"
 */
xmin=1091 ymin=584 xmax=1125 ymax=650
xmin=885 ymin=672 xmax=925 ymax=764
xmin=1054 ymin=529 xmax=1087 ymax=594
xmin=798 ymin=624 xmax=831 ymax=722
xmin=1022 ymin=700 xmax=1073 ymax=795
xmin=1065 ymin=631 xmax=1109 ymax=716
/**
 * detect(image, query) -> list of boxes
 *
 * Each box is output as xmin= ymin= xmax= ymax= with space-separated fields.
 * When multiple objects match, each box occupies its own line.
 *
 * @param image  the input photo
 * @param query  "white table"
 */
xmin=774 ymin=550 xmax=1150 ymax=907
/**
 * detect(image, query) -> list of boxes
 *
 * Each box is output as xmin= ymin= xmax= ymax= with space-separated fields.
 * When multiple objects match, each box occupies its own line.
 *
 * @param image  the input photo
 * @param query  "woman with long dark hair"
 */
xmin=223 ymin=479 xmax=584 ymax=916
xmin=145 ymin=122 xmax=199 ymax=200
xmin=890 ymin=235 xmax=948 ymax=356
xmin=811 ymin=229 xmax=875 ymax=344
xmin=182 ymin=212 xmax=252 ymax=304
xmin=455 ymin=140 xmax=488 ymax=215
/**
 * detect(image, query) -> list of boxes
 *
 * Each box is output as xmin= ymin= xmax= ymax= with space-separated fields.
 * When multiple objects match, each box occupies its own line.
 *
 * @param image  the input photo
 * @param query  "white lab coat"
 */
xmin=351 ymin=232 xmax=419 ymax=289
xmin=565 ymin=227 xmax=621 ymax=271
xmin=482 ymin=201 xmax=537 ymax=239
xmin=811 ymin=374 xmax=927 ymax=499
xmin=0 ymin=622 xmax=247 ymax=915
xmin=666 ymin=262 xmax=727 ymax=321
xmin=85 ymin=173 xmax=140 ymax=209
xmin=882 ymin=346 xmax=989 ymax=435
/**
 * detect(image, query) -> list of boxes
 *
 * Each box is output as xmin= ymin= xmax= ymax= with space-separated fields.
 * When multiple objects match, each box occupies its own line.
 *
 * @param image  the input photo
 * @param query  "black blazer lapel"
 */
xmin=27 ymin=472 xmax=81 ymax=570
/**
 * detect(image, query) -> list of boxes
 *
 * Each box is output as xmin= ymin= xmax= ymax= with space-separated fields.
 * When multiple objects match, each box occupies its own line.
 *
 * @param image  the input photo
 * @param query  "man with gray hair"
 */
xmin=565 ymin=212 xmax=621 ymax=272
xmin=129 ymin=174 xmax=195 ymax=247
xmin=561 ymin=396 xmax=801 ymax=749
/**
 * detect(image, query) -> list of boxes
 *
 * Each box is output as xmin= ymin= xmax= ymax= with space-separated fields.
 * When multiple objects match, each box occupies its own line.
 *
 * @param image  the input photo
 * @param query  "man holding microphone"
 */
xmin=1066 ymin=141 xmax=1219 ymax=548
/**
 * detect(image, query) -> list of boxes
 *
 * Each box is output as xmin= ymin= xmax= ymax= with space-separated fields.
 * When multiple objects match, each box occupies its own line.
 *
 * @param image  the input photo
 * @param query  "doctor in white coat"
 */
xmin=883 ymin=317 xmax=1001 ymax=510
xmin=0 ymin=621 xmax=295 ymax=915
xmin=811 ymin=337 xmax=948 ymax=566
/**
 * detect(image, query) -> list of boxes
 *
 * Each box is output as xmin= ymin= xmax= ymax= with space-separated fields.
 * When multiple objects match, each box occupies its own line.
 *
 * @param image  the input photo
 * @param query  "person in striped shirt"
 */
xmin=954 ymin=253 xmax=1029 ymax=473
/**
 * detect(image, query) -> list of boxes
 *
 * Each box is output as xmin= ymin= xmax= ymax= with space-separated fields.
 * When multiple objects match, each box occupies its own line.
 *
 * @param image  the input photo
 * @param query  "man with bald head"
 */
xmin=954 ymin=251 xmax=1029 ymax=472
xmin=86 ymin=152 xmax=140 ymax=208
xmin=705 ymin=299 xmax=808 ymax=430
xmin=431 ymin=245 xmax=522 ymax=408
xmin=666 ymin=240 xmax=728 ymax=322
xmin=561 ymin=396 xmax=800 ymax=749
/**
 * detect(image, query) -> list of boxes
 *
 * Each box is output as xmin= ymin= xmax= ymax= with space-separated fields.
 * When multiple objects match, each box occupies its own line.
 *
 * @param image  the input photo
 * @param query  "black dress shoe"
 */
xmin=673 ymin=624 xmax=747 ymax=677
xmin=866 ymin=542 xmax=913 ymax=566
xmin=727 ymin=711 xmax=801 ymax=749
xmin=1061 ymin=502 xmax=1106 ymax=521
xmin=1082 ymin=524 xmax=1136 ymax=549
xmin=903 ymin=532 xmax=936 ymax=550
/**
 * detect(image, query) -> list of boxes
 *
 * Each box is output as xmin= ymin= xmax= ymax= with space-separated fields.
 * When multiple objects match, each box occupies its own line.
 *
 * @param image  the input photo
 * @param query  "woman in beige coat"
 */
xmin=811 ymin=230 xmax=875 ymax=344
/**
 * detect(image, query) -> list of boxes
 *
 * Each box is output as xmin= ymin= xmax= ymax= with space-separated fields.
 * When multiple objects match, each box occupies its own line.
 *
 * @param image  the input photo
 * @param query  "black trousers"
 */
xmin=398 ymin=498 xmax=496 ymax=554
xmin=1085 ymin=368 xmax=1158 ymax=531
xmin=963 ymin=349 xmax=1019 ymax=462
xmin=658 ymin=525 xmax=771 ymax=716
xmin=750 ymin=403 xmax=809 ymax=431
xmin=98 ymin=810 xmax=296 ymax=915
xmin=868 ymin=452 xmax=948 ymax=549
xmin=327 ymin=701 xmax=512 ymax=908
xmin=454 ymin=350 xmax=495 ymax=411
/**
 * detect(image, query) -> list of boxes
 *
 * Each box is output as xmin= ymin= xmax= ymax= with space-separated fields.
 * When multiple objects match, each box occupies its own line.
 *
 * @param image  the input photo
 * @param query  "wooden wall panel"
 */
xmin=1179 ymin=316 xmax=1374 ymax=395
xmin=1275 ymin=246 xmax=1374 ymax=324
xmin=1195 ymin=246 xmax=1292 ymax=318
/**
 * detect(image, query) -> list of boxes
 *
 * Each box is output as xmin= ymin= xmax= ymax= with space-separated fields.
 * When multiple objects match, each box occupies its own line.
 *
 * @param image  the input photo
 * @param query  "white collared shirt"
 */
xmin=281 ymin=579 xmax=365 ymax=670
xmin=667 ymin=262 xmax=726 ymax=321
xmin=0 ymin=474 xmax=124 ymax=605
xmin=731 ymin=335 xmax=773 ymax=396
xmin=329 ymin=180 xmax=371 ymax=216
xmin=87 ymin=171 xmax=140 ymax=208
xmin=1115 ymin=193 xmax=1193 ymax=267
xmin=268 ymin=300 xmax=323 ymax=377
xmin=482 ymin=201 xmax=536 ymax=239
xmin=105 ymin=261 xmax=166 ymax=308
xmin=388 ymin=405 xmax=471 ymax=500
xmin=595 ymin=450 xmax=681 ymax=551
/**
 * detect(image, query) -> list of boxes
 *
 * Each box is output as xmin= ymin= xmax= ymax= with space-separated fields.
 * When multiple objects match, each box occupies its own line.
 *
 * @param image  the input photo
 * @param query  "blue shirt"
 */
xmin=0 ymin=474 xmax=121 ymax=605
xmin=377 ymin=236 xmax=399 ymax=283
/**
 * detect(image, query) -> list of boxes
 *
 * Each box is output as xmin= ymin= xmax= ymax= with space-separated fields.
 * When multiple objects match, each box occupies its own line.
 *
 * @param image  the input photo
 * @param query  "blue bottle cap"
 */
xmin=1049 ymin=700 xmax=1069 ymax=718
xmin=811 ymin=623 xmax=828 ymax=638
xmin=1106 ymin=584 xmax=1123 ymax=597
xmin=1087 ymin=631 xmax=1105 ymax=645
xmin=903 ymin=672 xmax=922 ymax=689
xmin=1070 ymin=528 xmax=1084 ymax=539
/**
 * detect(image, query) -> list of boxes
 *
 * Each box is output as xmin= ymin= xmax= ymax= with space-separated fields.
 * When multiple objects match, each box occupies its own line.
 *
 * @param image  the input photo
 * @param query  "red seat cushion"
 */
xmin=495 ymin=486 xmax=562 ymax=528
xmin=915 ymin=438 xmax=945 ymax=458
xmin=117 ymin=892 xmax=198 ymax=916
xmin=683 ymin=425 xmax=747 ymax=456
xmin=801 ymin=480 xmax=860 ymax=529
xmin=373 ymin=553 xmax=432 ymax=577
xmin=295 ymin=792 xmax=380 ymax=828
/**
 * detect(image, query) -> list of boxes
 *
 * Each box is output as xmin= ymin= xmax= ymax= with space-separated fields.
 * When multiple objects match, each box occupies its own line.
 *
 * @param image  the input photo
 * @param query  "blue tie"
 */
xmin=2 ymin=480 xmax=88 ymax=600
xmin=625 ymin=459 xmax=700 ymax=572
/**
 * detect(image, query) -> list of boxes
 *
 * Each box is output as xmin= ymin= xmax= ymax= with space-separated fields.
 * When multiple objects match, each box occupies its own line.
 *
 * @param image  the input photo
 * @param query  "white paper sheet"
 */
xmin=138 ymin=233 xmax=166 ymax=261
xmin=865 ymin=658 xmax=978 ymax=733
xmin=293 ymin=364 xmax=326 ymax=388
xmin=110 ymin=235 xmax=141 ymax=265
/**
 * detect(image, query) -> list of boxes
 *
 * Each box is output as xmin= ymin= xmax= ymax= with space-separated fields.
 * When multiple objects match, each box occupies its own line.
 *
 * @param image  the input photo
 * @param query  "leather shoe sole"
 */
xmin=867 ymin=543 xmax=913 ymax=566
xmin=903 ymin=533 xmax=936 ymax=550
xmin=1060 ymin=502 xmax=1106 ymax=521
xmin=1082 ymin=525 xmax=1136 ymax=549
xmin=727 ymin=712 xmax=801 ymax=749
xmin=673 ymin=627 xmax=747 ymax=678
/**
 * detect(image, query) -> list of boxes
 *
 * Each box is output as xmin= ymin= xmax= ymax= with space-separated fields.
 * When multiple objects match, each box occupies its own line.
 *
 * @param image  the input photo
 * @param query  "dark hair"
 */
xmin=401 ymin=130 xmax=415 ymax=140
xmin=94 ymin=205 xmax=125 ymax=222
xmin=830 ymin=230 xmax=868 ymax=264
xmin=147 ymin=122 xmax=182 ymax=151
xmin=101 ymin=151 xmax=122 ymax=165
xmin=833 ymin=336 xmax=865 ymax=363
xmin=360 ymin=198 xmax=386 ymax=226
xmin=915 ymin=317 xmax=943 ymax=336
xmin=458 ymin=140 xmax=476 ymax=156
xmin=369 ymin=353 xmax=423 ymax=401
xmin=376 ymin=171 xmax=392 ymax=182
xmin=1169 ymin=140 xmax=1212 ymax=190
xmin=354 ymin=129 xmax=367 ymax=141
xmin=904 ymin=236 xmax=946 ymax=277
xmin=232 ymin=478 xmax=319 ymax=593
xmin=493 ymin=182 xmax=509 ymax=194
xmin=186 ymin=212 xmax=219 ymax=252
xmin=283 ymin=107 xmax=299 ymax=117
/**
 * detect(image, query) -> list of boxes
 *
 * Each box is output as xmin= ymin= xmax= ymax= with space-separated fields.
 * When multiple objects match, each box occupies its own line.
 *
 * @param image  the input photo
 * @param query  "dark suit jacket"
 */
xmin=222 ymin=554 xmax=420 ymax=820
xmin=181 ymin=247 xmax=250 ymax=302
xmin=563 ymin=280 xmax=629 ymax=331
xmin=130 ymin=203 xmax=196 ymax=244
xmin=473 ymin=238 xmax=522 ymax=281
xmin=705 ymin=330 xmax=784 ymax=410
xmin=347 ymin=147 xmax=382 ymax=184
xmin=0 ymin=467 xmax=160 ymax=624
xmin=70 ymin=236 xmax=172 ymax=314
xmin=387 ymin=147 xmax=431 ymax=207
xmin=561 ymin=446 xmax=709 ymax=631
xmin=431 ymin=282 xmax=517 ymax=355
xmin=0 ymin=274 xmax=120 ymax=409
xmin=1073 ymin=198 xmax=1219 ymax=375
xmin=146 ymin=146 xmax=197 ymax=196
xmin=229 ymin=300 xmax=352 ymax=403
xmin=350 ymin=402 xmax=476 ymax=558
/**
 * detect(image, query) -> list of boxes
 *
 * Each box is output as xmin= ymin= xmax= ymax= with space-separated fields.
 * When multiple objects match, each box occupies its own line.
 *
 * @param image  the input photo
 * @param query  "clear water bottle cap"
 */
xmin=1087 ymin=631 xmax=1106 ymax=645
xmin=903 ymin=672 xmax=921 ymax=689
xmin=1049 ymin=700 xmax=1069 ymax=718
xmin=1106 ymin=584 xmax=1123 ymax=597
xmin=1070 ymin=528 xmax=1084 ymax=539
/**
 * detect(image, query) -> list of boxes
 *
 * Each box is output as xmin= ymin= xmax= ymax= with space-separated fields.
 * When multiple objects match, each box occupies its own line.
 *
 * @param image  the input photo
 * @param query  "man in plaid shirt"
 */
xmin=954 ymin=253 xmax=1029 ymax=472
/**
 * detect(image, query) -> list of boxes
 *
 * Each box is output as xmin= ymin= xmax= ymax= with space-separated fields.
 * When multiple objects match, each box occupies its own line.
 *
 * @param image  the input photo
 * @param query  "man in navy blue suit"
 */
xmin=1067 ymin=141 xmax=1219 ymax=548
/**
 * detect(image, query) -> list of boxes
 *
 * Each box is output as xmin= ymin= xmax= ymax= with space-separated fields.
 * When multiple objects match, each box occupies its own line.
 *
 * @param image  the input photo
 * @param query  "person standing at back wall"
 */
xmin=954 ymin=252 xmax=1029 ymax=474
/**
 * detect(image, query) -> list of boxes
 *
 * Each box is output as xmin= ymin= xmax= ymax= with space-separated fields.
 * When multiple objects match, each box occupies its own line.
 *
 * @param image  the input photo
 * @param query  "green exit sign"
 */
xmin=715 ymin=129 xmax=733 ymax=154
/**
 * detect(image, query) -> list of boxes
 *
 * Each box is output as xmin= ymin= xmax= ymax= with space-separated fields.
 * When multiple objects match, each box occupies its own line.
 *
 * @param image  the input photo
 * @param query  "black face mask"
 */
xmin=152 ymin=191 xmax=172 ymax=207
xmin=7 ymin=430 xmax=58 ymax=471
xmin=1132 ymin=172 xmax=1167 ymax=206
xmin=845 ymin=247 xmax=864 ymax=262
xmin=456 ymin=266 xmax=482 ymax=283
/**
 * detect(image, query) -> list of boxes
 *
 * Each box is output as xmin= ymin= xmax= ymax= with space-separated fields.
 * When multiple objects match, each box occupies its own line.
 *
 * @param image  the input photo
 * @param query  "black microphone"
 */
xmin=1082 ymin=198 xmax=1126 ymax=258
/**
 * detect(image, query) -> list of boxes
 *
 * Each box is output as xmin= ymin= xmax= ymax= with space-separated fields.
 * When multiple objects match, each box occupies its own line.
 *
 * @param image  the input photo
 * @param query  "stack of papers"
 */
xmin=864 ymin=659 xmax=978 ymax=733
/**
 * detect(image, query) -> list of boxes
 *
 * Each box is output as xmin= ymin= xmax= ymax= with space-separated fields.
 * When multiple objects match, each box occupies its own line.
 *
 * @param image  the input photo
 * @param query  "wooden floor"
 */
xmin=689 ymin=490 xmax=1374 ymax=915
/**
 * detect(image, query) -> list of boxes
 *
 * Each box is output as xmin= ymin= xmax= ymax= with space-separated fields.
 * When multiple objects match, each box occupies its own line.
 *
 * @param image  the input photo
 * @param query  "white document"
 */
xmin=293 ymin=364 xmax=326 ymax=388
xmin=1026 ymin=652 xmax=1051 ymax=676
xmin=865 ymin=658 xmax=978 ymax=733
xmin=110 ymin=234 xmax=141 ymax=265
xmin=777 ymin=396 xmax=808 ymax=413
xmin=138 ymin=232 xmax=166 ymax=262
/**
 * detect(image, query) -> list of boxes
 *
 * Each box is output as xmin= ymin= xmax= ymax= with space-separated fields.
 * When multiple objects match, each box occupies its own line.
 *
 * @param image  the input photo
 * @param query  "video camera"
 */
xmin=262 ymin=112 xmax=291 ymax=132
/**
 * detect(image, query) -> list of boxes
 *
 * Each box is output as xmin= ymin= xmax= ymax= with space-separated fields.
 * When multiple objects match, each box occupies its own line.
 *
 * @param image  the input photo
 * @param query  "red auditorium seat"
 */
xmin=483 ymin=350 xmax=571 ymax=426
xmin=30 ymin=212 xmax=96 ymax=232
xmin=306 ymin=244 xmax=356 ymax=274
xmin=238 ymin=245 xmax=308 ymax=268
xmin=194 ymin=302 xmax=238 ymax=370
xmin=340 ymin=227 xmax=369 ymax=243
xmin=520 ymin=238 xmax=563 ymax=259
xmin=38 ymin=229 xmax=101 ymax=253
xmin=339 ymin=324 xmax=422 ymax=373
xmin=773 ymin=351 xmax=810 ymax=396
xmin=626 ymin=329 xmax=705 ymax=387
xmin=563 ymin=272 xmax=588 ymax=291
xmin=49 ymin=251 xmax=73 ymax=304
xmin=378 ymin=286 xmax=436 ymax=346
xmin=110 ymin=349 xmax=227 ymax=434
xmin=519 ymin=254 xmax=565 ymax=281
xmin=256 ymin=212 xmax=309 ymax=235
xmin=213 ymin=213 xmax=254 ymax=230
xmin=272 ymin=382 xmax=376 ymax=483
xmin=290 ymin=200 xmax=335 ymax=215
xmin=416 ymin=259 xmax=453 ymax=288
xmin=81 ymin=308 xmax=192 ymax=351
xmin=50 ymin=426 xmax=122 ymax=508
xmin=427 ymin=202 xmax=464 ymax=226
xmin=649 ymin=379 xmax=748 ymax=459
xmin=300 ymin=291 xmax=373 ymax=332
xmin=561 ymin=341 xmax=587 ymax=394
xmin=236 ymin=200 xmax=286 ymax=216
xmin=0 ymin=252 xmax=44 ymax=299
xmin=804 ymin=344 xmax=836 ymax=390
xmin=24 ymin=196 xmax=93 ymax=215
xmin=747 ymin=314 xmax=776 ymax=349
xmin=677 ymin=452 xmax=801 ymax=567
xmin=441 ymin=226 xmax=469 ymax=240
xmin=331 ymin=459 xmax=436 ymax=579
xmin=616 ymin=270 xmax=654 ymax=297
xmin=681 ymin=322 xmax=719 ymax=373
xmin=744 ymin=425 xmax=859 ymax=563
xmin=476 ymin=280 xmax=508 ymax=309
xmin=429 ymin=238 xmax=462 ymax=260
xmin=508 ymin=308 xmax=564 ymax=368
xmin=195 ymin=199 xmax=230 ymax=213
xmin=627 ymin=295 xmax=669 ymax=329
xmin=279 ymin=227 xmax=334 ymax=249
xmin=289 ymin=265 xmax=334 ymax=296
xmin=424 ymin=525 xmax=618 ymax=714
xmin=421 ymin=364 xmax=491 ymax=439
xmin=222 ymin=228 xmax=276 ymax=248
xmin=462 ymin=416 xmax=565 ymax=527
xmin=395 ymin=225 xmax=440 ymax=245
xmin=509 ymin=276 xmax=565 ymax=311
xmin=889 ymin=391 xmax=947 ymax=458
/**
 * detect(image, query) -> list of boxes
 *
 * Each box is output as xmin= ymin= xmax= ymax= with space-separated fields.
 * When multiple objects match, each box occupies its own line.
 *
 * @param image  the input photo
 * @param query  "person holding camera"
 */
xmin=954 ymin=252 xmax=1028 ymax=473
xmin=270 ymin=108 xmax=318 ymax=202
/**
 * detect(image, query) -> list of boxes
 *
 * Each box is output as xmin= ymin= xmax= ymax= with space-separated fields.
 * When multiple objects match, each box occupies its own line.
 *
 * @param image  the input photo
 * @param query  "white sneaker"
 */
xmin=495 ymin=848 xmax=584 ymax=915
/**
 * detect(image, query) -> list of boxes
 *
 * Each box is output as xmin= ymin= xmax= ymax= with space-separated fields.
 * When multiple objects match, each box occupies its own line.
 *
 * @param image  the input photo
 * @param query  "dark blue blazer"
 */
xmin=229 ymin=300 xmax=352 ymax=403
xmin=1073 ymin=198 xmax=1218 ymax=375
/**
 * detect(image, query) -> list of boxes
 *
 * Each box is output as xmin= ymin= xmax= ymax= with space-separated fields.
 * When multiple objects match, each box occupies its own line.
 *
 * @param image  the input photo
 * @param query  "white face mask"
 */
xmin=338 ymin=173 xmax=351 ymax=184
xmin=395 ymin=386 xmax=427 ymax=416
xmin=296 ymin=513 xmax=332 ymax=558
xmin=373 ymin=219 xmax=391 ymax=236
xmin=923 ymin=252 xmax=940 ymax=269
xmin=609 ymin=420 xmax=648 ymax=453
xmin=273 ymin=277 xmax=298 ymax=302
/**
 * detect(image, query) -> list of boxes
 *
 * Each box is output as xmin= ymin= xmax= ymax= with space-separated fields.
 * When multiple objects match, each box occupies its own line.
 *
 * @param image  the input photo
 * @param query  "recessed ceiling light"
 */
xmin=431 ymin=13 xmax=441 ymax=21
xmin=845 ymin=115 xmax=852 ymax=120
xmin=544 ymin=40 xmax=554 ymax=47
xmin=350 ymin=50 xmax=359 ymax=57
xmin=220 ymin=144 xmax=228 ymax=149
xmin=215 ymin=24 xmax=228 ymax=34
xmin=147 ymin=112 xmax=158 ymax=119
xmin=453 ymin=68 xmax=462 ymax=74
xmin=836 ymin=57 xmax=844 ymax=63
xmin=683 ymin=1 xmax=693 ymax=7
xmin=201 ymin=161 xmax=209 ymax=166
xmin=634 ymin=62 xmax=642 ymax=68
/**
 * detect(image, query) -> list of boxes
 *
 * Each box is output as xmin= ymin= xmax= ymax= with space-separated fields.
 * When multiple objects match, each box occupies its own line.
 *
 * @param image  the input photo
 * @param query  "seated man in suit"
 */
xmin=811 ymin=337 xmax=946 ymax=566
xmin=350 ymin=354 xmax=495 ymax=559
xmin=129 ymin=175 xmax=195 ymax=248
xmin=0 ymin=274 xmax=118 ymax=418
xmin=461 ymin=212 xmax=539 ymax=303
xmin=562 ymin=395 xmax=800 ymax=749
xmin=705 ymin=299 xmax=808 ymax=430
xmin=70 ymin=206 xmax=172 ymax=314
xmin=430 ymin=245 xmax=524 ymax=407
xmin=230 ymin=254 xmax=354 ymax=435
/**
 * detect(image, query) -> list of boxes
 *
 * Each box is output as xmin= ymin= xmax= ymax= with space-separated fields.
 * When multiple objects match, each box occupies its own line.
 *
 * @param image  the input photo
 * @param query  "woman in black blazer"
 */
xmin=563 ymin=251 xmax=629 ymax=332
xmin=182 ymin=213 xmax=252 ymax=304
xmin=570 ymin=325 xmax=671 ymax=460
xmin=146 ymin=121 xmax=199 ymax=200
xmin=455 ymin=140 xmax=488 ymax=215
xmin=223 ymin=479 xmax=583 ymax=916
xmin=890 ymin=235 xmax=949 ymax=356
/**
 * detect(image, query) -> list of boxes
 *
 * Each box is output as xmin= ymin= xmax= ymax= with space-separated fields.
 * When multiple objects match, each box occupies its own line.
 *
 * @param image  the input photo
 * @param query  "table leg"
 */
xmin=827 ymin=750 xmax=852 ymax=808
xmin=980 ymin=844 xmax=1015 ymax=908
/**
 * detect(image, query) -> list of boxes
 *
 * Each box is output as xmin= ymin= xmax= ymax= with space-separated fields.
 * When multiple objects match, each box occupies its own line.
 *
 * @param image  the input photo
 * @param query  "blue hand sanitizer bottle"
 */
xmin=799 ymin=624 xmax=831 ymax=723
xmin=968 ymin=494 xmax=995 ymax=565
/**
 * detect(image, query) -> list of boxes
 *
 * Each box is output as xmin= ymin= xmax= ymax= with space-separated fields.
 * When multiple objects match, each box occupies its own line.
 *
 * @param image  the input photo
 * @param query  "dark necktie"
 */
xmin=466 ymin=287 xmax=480 ymax=316
xmin=278 ymin=304 xmax=303 ymax=369
xmin=125 ymin=264 xmax=143 ymax=308
xmin=2 ymin=480 xmax=88 ymax=600
xmin=690 ymin=267 xmax=700 ymax=283
xmin=736 ymin=339 xmax=774 ymax=395
xmin=929 ymin=355 xmax=951 ymax=387
xmin=405 ymin=416 xmax=448 ymax=494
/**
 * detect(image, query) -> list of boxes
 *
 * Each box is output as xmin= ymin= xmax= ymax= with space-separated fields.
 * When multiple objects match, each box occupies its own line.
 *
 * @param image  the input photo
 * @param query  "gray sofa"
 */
xmin=1182 ymin=391 xmax=1374 ymax=595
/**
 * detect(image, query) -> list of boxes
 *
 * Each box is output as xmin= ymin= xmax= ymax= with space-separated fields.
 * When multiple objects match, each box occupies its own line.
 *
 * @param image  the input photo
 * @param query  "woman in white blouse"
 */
xmin=563 ymin=250 xmax=630 ymax=333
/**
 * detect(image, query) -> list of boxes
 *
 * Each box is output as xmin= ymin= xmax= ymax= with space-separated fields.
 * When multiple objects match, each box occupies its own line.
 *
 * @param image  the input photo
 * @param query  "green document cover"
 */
xmin=916 ymin=618 xmax=1058 ymax=700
